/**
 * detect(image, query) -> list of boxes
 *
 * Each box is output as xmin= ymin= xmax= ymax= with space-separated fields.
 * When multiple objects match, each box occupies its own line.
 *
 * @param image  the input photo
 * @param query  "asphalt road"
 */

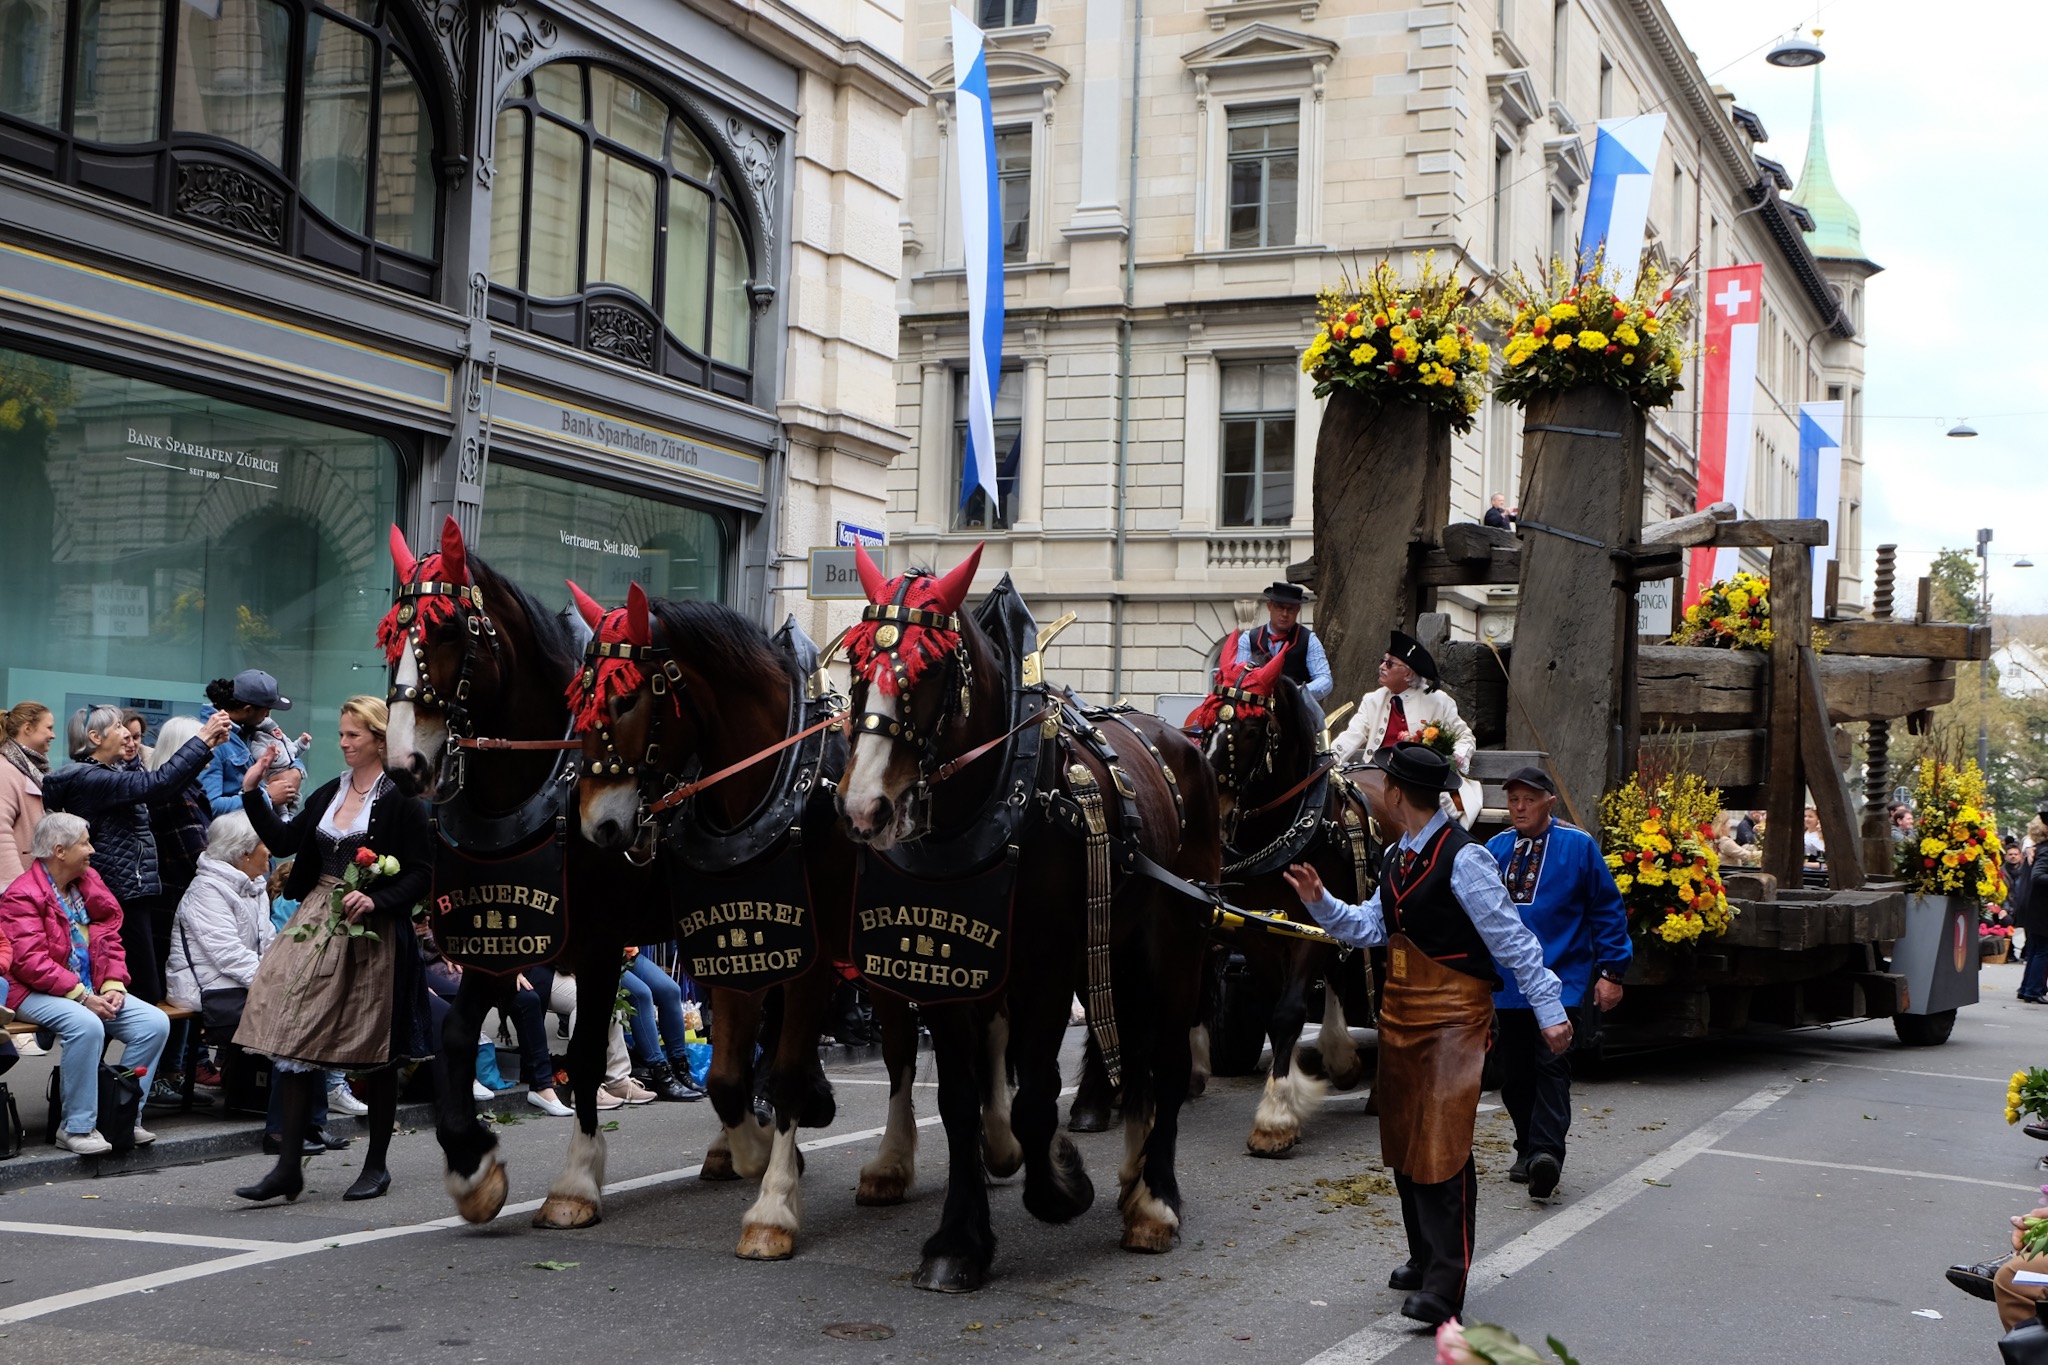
xmin=3 ymin=963 xmax=2042 ymax=1364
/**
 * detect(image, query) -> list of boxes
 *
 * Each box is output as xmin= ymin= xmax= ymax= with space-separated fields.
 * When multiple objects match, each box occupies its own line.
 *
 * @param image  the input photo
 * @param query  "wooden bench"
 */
xmin=7 ymin=1003 xmax=208 ymax=1115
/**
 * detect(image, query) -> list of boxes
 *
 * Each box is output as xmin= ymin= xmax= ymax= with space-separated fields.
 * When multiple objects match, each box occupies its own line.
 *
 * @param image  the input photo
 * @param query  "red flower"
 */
xmin=1344 ymin=309 xmax=1360 ymax=325
xmin=1613 ymin=306 xmax=1626 ymax=320
xmin=1373 ymin=313 xmax=1389 ymax=328
xmin=353 ymin=847 xmax=377 ymax=868
xmin=1605 ymin=345 xmax=1619 ymax=355
xmin=1408 ymin=307 xmax=1423 ymax=319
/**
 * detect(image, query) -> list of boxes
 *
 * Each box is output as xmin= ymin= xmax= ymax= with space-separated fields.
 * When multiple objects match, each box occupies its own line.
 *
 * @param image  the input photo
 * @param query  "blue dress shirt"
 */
xmin=1301 ymin=811 xmax=1567 ymax=1027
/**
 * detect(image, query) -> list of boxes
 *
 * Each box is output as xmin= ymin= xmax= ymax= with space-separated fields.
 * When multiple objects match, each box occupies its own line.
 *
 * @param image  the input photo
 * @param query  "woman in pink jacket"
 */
xmin=0 ymin=811 xmax=171 ymax=1156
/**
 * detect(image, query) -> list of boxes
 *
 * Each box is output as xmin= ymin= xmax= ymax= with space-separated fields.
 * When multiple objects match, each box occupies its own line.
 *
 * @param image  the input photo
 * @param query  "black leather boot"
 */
xmin=643 ymin=1060 xmax=697 ymax=1102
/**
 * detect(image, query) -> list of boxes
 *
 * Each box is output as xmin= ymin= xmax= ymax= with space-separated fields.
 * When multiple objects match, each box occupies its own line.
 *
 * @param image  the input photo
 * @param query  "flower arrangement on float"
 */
xmin=1899 ymin=757 xmax=2007 ymax=902
xmin=1487 ymin=252 xmax=1691 ymax=410
xmin=1599 ymin=770 xmax=1736 ymax=947
xmin=1299 ymin=252 xmax=1490 ymax=433
xmin=1669 ymin=570 xmax=1774 ymax=650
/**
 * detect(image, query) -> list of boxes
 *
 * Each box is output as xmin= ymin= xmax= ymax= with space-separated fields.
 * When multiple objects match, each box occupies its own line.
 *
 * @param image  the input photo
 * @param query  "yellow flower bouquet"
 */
xmin=2007 ymin=1067 xmax=2048 ymax=1127
xmin=1300 ymin=252 xmax=1489 ymax=433
xmin=1899 ymin=757 xmax=2007 ymax=901
xmin=1486 ymin=252 xmax=1691 ymax=410
xmin=1669 ymin=570 xmax=1774 ymax=651
xmin=1599 ymin=771 xmax=1736 ymax=947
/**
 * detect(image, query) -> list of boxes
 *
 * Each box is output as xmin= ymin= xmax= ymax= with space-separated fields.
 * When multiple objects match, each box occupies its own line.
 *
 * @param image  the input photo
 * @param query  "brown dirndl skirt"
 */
xmin=234 ymin=875 xmax=432 ymax=1071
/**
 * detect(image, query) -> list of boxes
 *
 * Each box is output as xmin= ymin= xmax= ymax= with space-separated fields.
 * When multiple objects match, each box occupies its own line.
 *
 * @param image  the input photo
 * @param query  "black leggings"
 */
xmin=119 ymin=893 xmax=176 ymax=1004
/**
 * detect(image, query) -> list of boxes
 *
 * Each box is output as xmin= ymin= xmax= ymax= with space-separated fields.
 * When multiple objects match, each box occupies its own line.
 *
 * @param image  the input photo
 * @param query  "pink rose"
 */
xmin=1436 ymin=1319 xmax=1483 ymax=1365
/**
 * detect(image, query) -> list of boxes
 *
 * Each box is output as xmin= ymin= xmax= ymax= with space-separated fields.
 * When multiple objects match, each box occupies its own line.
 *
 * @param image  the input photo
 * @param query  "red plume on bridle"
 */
xmin=377 ymin=515 xmax=473 ymax=664
xmin=843 ymin=543 xmax=982 ymax=697
xmin=1185 ymin=634 xmax=1287 ymax=732
xmin=566 ymin=581 xmax=669 ymax=733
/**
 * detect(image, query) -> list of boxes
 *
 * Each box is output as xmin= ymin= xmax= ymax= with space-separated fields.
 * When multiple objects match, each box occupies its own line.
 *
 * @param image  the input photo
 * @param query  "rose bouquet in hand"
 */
xmin=1415 ymin=722 xmax=1461 ymax=768
xmin=1436 ymin=1319 xmax=1583 ymax=1364
xmin=288 ymin=845 xmax=396 ymax=944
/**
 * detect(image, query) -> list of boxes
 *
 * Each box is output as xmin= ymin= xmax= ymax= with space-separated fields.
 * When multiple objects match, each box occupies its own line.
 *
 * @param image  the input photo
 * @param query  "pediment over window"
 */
xmin=1545 ymin=135 xmax=1590 ymax=193
xmin=1488 ymin=69 xmax=1542 ymax=132
xmin=1182 ymin=22 xmax=1338 ymax=77
xmin=929 ymin=50 xmax=1070 ymax=101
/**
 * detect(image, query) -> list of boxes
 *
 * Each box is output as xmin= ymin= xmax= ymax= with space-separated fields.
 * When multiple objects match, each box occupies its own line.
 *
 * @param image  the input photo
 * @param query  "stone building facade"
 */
xmin=0 ymin=0 xmax=916 ymax=775
xmin=886 ymin=0 xmax=1873 ymax=714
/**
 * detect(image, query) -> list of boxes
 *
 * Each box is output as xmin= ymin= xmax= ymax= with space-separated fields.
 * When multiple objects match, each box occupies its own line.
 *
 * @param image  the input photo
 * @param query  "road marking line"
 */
xmin=1299 ymin=1081 xmax=1794 ymax=1365
xmin=1700 ymin=1149 xmax=2042 ymax=1192
xmin=0 ymin=1221 xmax=283 ymax=1252
xmin=1779 ymin=1055 xmax=2007 ymax=1084
xmin=0 ymin=1087 xmax=1071 ymax=1323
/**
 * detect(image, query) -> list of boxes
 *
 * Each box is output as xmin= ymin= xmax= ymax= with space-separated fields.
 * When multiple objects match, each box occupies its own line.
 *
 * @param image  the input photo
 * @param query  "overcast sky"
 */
xmin=1659 ymin=0 xmax=2048 ymax=614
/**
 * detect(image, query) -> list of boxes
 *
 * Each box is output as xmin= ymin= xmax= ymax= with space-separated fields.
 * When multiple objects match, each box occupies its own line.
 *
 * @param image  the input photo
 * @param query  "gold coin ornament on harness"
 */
xmin=1218 ymin=703 xmax=1236 ymax=721
xmin=875 ymin=623 xmax=901 ymax=649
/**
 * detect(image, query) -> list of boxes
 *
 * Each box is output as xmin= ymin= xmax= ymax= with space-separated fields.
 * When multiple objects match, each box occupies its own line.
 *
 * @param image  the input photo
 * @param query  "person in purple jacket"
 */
xmin=1485 ymin=766 xmax=1632 ymax=1202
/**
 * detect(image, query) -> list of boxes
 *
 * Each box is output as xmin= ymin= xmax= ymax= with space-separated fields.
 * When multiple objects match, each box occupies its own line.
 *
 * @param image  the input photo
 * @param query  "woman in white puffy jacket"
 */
xmin=165 ymin=812 xmax=274 ymax=1010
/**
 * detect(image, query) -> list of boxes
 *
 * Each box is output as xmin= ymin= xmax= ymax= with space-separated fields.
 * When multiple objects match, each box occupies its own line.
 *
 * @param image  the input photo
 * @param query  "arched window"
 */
xmin=487 ymin=62 xmax=756 ymax=400
xmin=0 ymin=0 xmax=443 ymax=295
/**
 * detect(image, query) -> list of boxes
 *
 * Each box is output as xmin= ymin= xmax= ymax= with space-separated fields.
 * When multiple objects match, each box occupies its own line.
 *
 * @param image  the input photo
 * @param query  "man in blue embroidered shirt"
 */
xmin=1486 ymin=766 xmax=1631 ymax=1203
xmin=1282 ymin=743 xmax=1567 ymax=1329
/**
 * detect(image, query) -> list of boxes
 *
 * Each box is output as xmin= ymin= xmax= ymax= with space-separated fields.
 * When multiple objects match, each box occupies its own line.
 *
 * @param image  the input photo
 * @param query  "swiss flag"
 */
xmin=1687 ymin=264 xmax=1765 ymax=605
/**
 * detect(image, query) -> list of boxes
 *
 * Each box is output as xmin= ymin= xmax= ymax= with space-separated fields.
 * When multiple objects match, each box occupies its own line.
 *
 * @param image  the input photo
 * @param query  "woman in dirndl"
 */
xmin=232 ymin=695 xmax=432 ymax=1204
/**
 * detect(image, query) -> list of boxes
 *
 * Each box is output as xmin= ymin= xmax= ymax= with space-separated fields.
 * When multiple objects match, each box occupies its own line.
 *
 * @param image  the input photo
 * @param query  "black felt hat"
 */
xmin=1261 ymin=582 xmax=1310 ymax=606
xmin=1386 ymin=630 xmax=1440 ymax=684
xmin=1368 ymin=742 xmax=1461 ymax=793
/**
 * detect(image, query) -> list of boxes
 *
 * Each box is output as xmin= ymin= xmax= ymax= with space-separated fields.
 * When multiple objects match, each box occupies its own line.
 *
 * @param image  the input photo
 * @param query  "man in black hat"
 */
xmin=1228 ymin=581 xmax=1332 ymax=705
xmin=1283 ymin=743 xmax=1567 ymax=1328
xmin=1331 ymin=631 xmax=1482 ymax=826
xmin=1483 ymin=766 xmax=1631 ymax=1201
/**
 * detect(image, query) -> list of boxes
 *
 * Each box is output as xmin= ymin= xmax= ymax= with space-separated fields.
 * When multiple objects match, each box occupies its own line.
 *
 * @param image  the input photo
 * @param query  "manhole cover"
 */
xmin=823 ymin=1322 xmax=897 ymax=1341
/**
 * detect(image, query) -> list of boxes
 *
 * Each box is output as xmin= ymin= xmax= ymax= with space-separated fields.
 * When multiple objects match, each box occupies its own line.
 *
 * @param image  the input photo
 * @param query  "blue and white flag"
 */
xmin=1798 ymin=400 xmax=1844 ymax=617
xmin=951 ymin=10 xmax=1005 ymax=518
xmin=1580 ymin=114 xmax=1666 ymax=292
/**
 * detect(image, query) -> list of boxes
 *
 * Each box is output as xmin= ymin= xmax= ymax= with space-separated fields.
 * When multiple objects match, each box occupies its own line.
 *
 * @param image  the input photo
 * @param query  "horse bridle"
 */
xmin=570 ymin=622 xmax=687 ymax=859
xmin=850 ymin=574 xmax=974 ymax=800
xmin=385 ymin=573 xmax=500 ymax=800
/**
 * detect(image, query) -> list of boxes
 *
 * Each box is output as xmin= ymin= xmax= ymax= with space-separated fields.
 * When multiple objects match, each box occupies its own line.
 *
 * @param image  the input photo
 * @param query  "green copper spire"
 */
xmin=1793 ymin=69 xmax=1866 ymax=260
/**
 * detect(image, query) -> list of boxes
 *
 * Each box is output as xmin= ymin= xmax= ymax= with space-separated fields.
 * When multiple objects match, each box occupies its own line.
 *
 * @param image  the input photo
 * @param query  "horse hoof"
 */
xmin=1327 ymin=1062 xmax=1364 ymax=1092
xmin=1246 ymin=1126 xmax=1299 ymax=1158
xmin=1067 ymin=1103 xmax=1113 ymax=1134
xmin=913 ymin=1255 xmax=987 ymax=1293
xmin=532 ymin=1194 xmax=601 ymax=1230
xmin=452 ymin=1158 xmax=509 ymax=1224
xmin=699 ymin=1149 xmax=739 ymax=1181
xmin=856 ymin=1174 xmax=909 ymax=1206
xmin=1121 ymin=1217 xmax=1180 ymax=1253
xmin=983 ymin=1138 xmax=1024 ymax=1181
xmin=1189 ymin=1070 xmax=1209 ymax=1099
xmin=736 ymin=1223 xmax=795 ymax=1260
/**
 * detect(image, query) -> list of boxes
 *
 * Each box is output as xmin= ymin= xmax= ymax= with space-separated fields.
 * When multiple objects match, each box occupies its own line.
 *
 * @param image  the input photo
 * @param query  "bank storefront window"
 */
xmin=0 ymin=349 xmax=401 ymax=787
xmin=479 ymin=460 xmax=726 ymax=608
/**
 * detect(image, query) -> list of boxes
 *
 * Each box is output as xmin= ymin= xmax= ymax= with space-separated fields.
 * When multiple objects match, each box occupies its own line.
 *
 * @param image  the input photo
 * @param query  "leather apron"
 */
xmin=1374 ymin=931 xmax=1494 ymax=1184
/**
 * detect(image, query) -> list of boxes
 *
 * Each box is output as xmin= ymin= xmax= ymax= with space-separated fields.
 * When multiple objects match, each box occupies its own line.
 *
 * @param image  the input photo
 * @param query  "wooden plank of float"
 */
xmin=1815 ymin=618 xmax=1991 ymax=662
xmin=1414 ymin=545 xmax=1522 ymax=586
xmin=1638 ymin=728 xmax=1766 ymax=788
xmin=1637 ymin=647 xmax=1959 ymax=726
xmin=1704 ymin=518 xmax=1831 ymax=548
xmin=1639 ymin=502 xmax=1737 ymax=549
xmin=1800 ymin=645 xmax=1867 ymax=890
xmin=1440 ymin=522 xmax=1520 ymax=562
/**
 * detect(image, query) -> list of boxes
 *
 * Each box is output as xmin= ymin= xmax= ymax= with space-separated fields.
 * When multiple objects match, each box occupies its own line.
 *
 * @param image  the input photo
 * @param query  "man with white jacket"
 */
xmin=1330 ymin=631 xmax=1483 ymax=829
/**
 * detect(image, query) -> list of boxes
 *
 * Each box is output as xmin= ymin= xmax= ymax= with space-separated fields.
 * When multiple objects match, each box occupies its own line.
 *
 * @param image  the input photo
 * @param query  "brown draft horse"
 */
xmin=835 ymin=544 xmax=1222 ymax=1291
xmin=562 ymin=581 xmax=934 ymax=1260
xmin=382 ymin=517 xmax=662 ymax=1229
xmin=1192 ymin=642 xmax=1378 ymax=1156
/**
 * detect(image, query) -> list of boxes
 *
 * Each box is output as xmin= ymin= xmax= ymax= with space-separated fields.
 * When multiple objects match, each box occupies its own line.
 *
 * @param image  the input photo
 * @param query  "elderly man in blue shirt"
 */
xmin=1486 ymin=766 xmax=1631 ymax=1203
xmin=1283 ymin=743 xmax=1567 ymax=1329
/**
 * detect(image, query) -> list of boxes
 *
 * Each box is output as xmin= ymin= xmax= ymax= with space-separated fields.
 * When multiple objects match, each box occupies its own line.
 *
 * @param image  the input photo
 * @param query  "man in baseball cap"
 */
xmin=230 ymin=669 xmax=292 ymax=711
xmin=1483 ymin=765 xmax=1631 ymax=1203
xmin=199 ymin=670 xmax=306 ymax=817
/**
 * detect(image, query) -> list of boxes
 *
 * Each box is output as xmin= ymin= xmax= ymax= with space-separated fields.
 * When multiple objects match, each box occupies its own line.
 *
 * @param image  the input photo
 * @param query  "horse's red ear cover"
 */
xmin=843 ymin=543 xmax=982 ymax=697
xmin=567 ymin=580 xmax=604 ymax=630
xmin=1185 ymin=631 xmax=1281 ymax=732
xmin=438 ymin=514 xmax=469 ymax=586
xmin=566 ymin=584 xmax=674 ymax=732
xmin=389 ymin=525 xmax=417 ymax=581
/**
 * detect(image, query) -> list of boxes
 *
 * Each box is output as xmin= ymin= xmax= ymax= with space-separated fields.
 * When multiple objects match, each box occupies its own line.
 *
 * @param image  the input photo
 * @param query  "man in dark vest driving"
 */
xmin=1225 ymin=581 xmax=1332 ymax=705
xmin=1283 ymin=742 xmax=1568 ymax=1328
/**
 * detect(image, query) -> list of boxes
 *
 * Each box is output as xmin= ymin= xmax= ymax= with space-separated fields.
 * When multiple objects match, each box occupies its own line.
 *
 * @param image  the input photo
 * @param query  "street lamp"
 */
xmin=1948 ymin=420 xmax=1979 ymax=438
xmin=1766 ymin=28 xmax=1827 ymax=67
